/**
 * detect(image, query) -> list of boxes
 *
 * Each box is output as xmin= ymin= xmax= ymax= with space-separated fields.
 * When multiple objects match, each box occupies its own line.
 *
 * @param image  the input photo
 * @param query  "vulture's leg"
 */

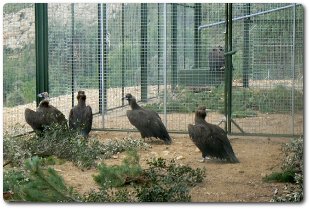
xmin=140 ymin=134 xmax=147 ymax=142
xmin=198 ymin=153 xmax=206 ymax=162
xmin=198 ymin=158 xmax=205 ymax=163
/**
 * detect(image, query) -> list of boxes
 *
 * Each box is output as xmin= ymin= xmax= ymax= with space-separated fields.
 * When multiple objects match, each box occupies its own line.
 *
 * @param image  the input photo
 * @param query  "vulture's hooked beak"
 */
xmin=38 ymin=92 xmax=49 ymax=99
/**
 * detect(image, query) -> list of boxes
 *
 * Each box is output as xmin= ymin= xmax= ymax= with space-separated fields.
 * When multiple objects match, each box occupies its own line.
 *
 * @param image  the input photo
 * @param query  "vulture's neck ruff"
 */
xmin=77 ymin=95 xmax=87 ymax=107
xmin=128 ymin=98 xmax=141 ymax=110
xmin=194 ymin=109 xmax=207 ymax=124
xmin=39 ymin=99 xmax=49 ymax=108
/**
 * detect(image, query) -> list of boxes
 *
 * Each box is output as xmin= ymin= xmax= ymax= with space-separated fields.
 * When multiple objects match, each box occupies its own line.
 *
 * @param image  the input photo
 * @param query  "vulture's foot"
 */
xmin=198 ymin=158 xmax=205 ymax=163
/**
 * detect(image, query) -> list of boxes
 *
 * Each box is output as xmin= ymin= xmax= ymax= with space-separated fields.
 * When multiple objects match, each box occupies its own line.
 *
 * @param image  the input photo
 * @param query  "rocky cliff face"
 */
xmin=3 ymin=4 xmax=123 ymax=50
xmin=3 ymin=7 xmax=35 ymax=50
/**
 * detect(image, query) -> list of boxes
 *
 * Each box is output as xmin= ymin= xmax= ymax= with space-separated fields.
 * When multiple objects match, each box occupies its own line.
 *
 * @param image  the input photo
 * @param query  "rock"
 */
xmin=162 ymin=150 xmax=170 ymax=156
xmin=176 ymin=155 xmax=184 ymax=160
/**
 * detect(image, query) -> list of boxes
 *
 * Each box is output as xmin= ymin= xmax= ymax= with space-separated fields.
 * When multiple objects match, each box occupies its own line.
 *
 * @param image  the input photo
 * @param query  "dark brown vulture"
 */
xmin=188 ymin=106 xmax=239 ymax=163
xmin=69 ymin=91 xmax=93 ymax=138
xmin=209 ymin=45 xmax=225 ymax=80
xmin=209 ymin=45 xmax=225 ymax=72
xmin=25 ymin=92 xmax=67 ymax=133
xmin=123 ymin=93 xmax=172 ymax=145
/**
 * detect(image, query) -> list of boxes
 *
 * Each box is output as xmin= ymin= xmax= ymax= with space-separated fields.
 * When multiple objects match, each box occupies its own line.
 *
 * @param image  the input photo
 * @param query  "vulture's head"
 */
xmin=78 ymin=90 xmax=85 ymax=96
xmin=38 ymin=92 xmax=49 ymax=99
xmin=38 ymin=92 xmax=50 ymax=107
xmin=77 ymin=91 xmax=86 ymax=100
xmin=122 ymin=93 xmax=136 ymax=105
xmin=196 ymin=106 xmax=209 ymax=120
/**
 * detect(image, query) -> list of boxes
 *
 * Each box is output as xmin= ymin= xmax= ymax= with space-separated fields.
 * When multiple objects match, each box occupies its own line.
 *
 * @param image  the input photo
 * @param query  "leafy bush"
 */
xmin=135 ymin=157 xmax=205 ymax=202
xmin=3 ymin=133 xmax=33 ymax=167
xmin=5 ymin=147 xmax=205 ymax=202
xmin=265 ymin=137 xmax=303 ymax=202
xmin=254 ymin=85 xmax=303 ymax=113
xmin=144 ymin=85 xmax=303 ymax=116
xmin=93 ymin=153 xmax=206 ymax=202
xmin=94 ymin=150 xmax=143 ymax=187
xmin=144 ymin=85 xmax=226 ymax=113
xmin=4 ymin=124 xmax=150 ymax=169
xmin=263 ymin=170 xmax=295 ymax=183
xmin=99 ymin=137 xmax=151 ymax=159
xmin=3 ymin=170 xmax=29 ymax=201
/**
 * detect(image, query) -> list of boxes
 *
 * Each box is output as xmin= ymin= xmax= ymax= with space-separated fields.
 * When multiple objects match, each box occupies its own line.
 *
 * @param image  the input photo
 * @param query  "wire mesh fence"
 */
xmin=3 ymin=3 xmax=36 ymax=134
xmin=3 ymin=3 xmax=304 ymax=137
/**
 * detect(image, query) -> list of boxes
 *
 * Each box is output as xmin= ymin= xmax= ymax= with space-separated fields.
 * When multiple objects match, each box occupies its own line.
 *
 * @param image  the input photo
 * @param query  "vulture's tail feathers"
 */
xmin=224 ymin=146 xmax=239 ymax=163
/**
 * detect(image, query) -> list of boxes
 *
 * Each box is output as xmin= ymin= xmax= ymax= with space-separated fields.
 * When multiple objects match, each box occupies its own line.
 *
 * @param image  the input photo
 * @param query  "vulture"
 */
xmin=209 ymin=45 xmax=225 ymax=80
xmin=25 ymin=92 xmax=67 ymax=133
xmin=69 ymin=91 xmax=93 ymax=138
xmin=123 ymin=93 xmax=172 ymax=145
xmin=188 ymin=106 xmax=239 ymax=163
xmin=209 ymin=45 xmax=225 ymax=73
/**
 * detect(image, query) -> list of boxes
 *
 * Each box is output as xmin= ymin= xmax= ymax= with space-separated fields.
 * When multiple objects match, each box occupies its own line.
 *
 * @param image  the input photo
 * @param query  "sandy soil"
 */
xmin=52 ymin=131 xmax=290 ymax=202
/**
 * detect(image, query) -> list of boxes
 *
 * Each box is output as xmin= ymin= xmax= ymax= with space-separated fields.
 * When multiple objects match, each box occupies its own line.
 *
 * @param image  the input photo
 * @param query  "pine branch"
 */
xmin=23 ymin=157 xmax=81 ymax=202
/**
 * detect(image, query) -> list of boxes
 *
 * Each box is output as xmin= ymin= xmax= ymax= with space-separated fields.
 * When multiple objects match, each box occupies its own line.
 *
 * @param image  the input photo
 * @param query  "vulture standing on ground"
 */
xmin=25 ymin=92 xmax=67 ymax=133
xmin=69 ymin=91 xmax=93 ymax=138
xmin=123 ymin=93 xmax=172 ymax=144
xmin=188 ymin=106 xmax=239 ymax=163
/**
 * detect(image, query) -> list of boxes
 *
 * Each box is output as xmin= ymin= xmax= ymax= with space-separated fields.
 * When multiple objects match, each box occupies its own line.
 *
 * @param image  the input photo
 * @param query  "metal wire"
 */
xmin=3 ymin=3 xmax=304 ymax=137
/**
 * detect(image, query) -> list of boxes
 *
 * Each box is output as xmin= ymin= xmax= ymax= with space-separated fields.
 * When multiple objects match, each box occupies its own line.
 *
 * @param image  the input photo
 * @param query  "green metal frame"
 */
xmin=140 ymin=3 xmax=148 ymax=102
xmin=194 ymin=3 xmax=202 ymax=68
xmin=243 ymin=3 xmax=251 ymax=88
xmin=71 ymin=4 xmax=75 ymax=107
xmin=35 ymin=3 xmax=49 ymax=106
xmin=224 ymin=3 xmax=234 ymax=133
xmin=121 ymin=3 xmax=125 ymax=106
xmin=171 ymin=4 xmax=178 ymax=89
xmin=157 ymin=4 xmax=161 ymax=94
xmin=98 ymin=4 xmax=108 ymax=114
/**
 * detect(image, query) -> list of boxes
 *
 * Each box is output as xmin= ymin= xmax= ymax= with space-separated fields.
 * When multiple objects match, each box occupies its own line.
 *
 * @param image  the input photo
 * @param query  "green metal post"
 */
xmin=122 ymin=3 xmax=125 ymax=105
xmin=227 ymin=3 xmax=233 ymax=133
xmin=141 ymin=3 xmax=148 ymax=102
xmin=157 ymin=4 xmax=161 ymax=94
xmin=98 ymin=4 xmax=107 ymax=114
xmin=194 ymin=3 xmax=202 ymax=68
xmin=224 ymin=4 xmax=228 ymax=132
xmin=243 ymin=3 xmax=250 ymax=88
xmin=35 ymin=3 xmax=49 ymax=106
xmin=71 ymin=4 xmax=75 ymax=108
xmin=171 ymin=4 xmax=178 ymax=89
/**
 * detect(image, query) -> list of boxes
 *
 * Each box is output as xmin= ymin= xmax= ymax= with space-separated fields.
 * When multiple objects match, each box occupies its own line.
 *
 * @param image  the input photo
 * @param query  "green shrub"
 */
xmin=144 ymin=85 xmax=302 ymax=116
xmin=254 ymin=85 xmax=303 ymax=113
xmin=267 ymin=137 xmax=303 ymax=202
xmin=94 ymin=149 xmax=143 ymax=187
xmin=263 ymin=170 xmax=295 ymax=183
xmin=93 ymin=152 xmax=205 ymax=202
xmin=4 ymin=124 xmax=150 ymax=169
xmin=4 ymin=157 xmax=81 ymax=202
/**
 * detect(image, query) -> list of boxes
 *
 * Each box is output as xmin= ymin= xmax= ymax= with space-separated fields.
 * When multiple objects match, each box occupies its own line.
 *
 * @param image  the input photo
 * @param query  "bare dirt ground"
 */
xmin=52 ymin=131 xmax=290 ymax=202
